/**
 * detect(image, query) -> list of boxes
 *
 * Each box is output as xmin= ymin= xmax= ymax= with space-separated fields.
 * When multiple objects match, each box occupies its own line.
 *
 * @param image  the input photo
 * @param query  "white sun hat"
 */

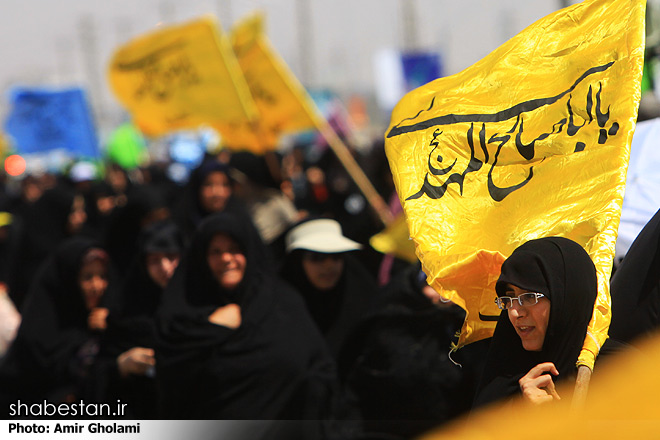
xmin=285 ymin=218 xmax=362 ymax=254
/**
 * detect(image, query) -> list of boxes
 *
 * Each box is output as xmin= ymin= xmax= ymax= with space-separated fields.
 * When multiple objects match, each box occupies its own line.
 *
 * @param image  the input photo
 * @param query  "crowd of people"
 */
xmin=0 ymin=132 xmax=657 ymax=440
xmin=0 ymin=139 xmax=482 ymax=439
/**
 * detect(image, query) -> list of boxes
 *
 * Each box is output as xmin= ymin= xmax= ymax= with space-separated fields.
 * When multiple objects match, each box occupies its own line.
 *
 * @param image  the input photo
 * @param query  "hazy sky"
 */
xmin=0 ymin=0 xmax=569 ymax=134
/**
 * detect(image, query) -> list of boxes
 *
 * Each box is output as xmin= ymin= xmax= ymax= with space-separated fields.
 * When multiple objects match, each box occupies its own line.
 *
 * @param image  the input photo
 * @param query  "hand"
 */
xmin=208 ymin=303 xmax=242 ymax=329
xmin=519 ymin=362 xmax=561 ymax=405
xmin=87 ymin=307 xmax=109 ymax=331
xmin=117 ymin=347 xmax=156 ymax=377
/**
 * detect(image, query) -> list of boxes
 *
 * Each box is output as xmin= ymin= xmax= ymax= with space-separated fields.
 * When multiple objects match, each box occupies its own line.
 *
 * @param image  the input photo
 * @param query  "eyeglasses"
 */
xmin=494 ymin=292 xmax=545 ymax=310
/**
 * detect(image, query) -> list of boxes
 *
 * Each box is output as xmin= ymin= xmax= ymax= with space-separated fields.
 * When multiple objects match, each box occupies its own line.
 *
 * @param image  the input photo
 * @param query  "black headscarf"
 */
xmin=340 ymin=264 xmax=471 ymax=438
xmin=104 ymin=184 xmax=171 ymax=277
xmin=82 ymin=180 xmax=117 ymax=242
xmin=96 ymin=220 xmax=185 ymax=419
xmin=9 ymin=184 xmax=80 ymax=310
xmin=155 ymin=212 xmax=338 ymax=420
xmin=280 ymin=249 xmax=378 ymax=360
xmin=173 ymin=159 xmax=250 ymax=241
xmin=609 ymin=207 xmax=660 ymax=344
xmin=473 ymin=237 xmax=597 ymax=408
xmin=106 ymin=219 xmax=185 ymax=352
xmin=24 ymin=185 xmax=79 ymax=250
xmin=0 ymin=237 xmax=115 ymax=412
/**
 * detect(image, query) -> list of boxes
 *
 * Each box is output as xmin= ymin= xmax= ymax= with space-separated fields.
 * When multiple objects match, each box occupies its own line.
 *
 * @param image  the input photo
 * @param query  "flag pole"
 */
xmin=238 ymin=15 xmax=392 ymax=226
xmin=571 ymin=365 xmax=592 ymax=410
xmin=315 ymin=118 xmax=393 ymax=227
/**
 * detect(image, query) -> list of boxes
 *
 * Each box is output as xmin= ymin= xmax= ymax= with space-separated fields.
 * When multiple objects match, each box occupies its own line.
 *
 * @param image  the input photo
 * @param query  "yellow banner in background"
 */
xmin=215 ymin=13 xmax=319 ymax=153
xmin=385 ymin=0 xmax=645 ymax=368
xmin=108 ymin=16 xmax=257 ymax=137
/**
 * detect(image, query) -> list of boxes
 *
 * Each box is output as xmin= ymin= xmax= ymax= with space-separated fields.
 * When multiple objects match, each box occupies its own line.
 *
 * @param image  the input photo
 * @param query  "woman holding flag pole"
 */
xmin=473 ymin=237 xmax=594 ymax=407
xmin=472 ymin=237 xmax=623 ymax=408
xmin=382 ymin=0 xmax=645 ymax=413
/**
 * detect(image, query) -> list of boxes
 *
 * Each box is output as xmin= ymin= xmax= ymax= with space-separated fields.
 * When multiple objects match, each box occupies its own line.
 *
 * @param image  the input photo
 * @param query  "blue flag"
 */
xmin=4 ymin=87 xmax=99 ymax=158
xmin=401 ymin=52 xmax=443 ymax=91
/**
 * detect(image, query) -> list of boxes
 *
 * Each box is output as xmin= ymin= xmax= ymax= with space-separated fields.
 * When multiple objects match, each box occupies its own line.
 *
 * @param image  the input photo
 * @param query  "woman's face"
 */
xmin=146 ymin=252 xmax=180 ymax=289
xmin=96 ymin=195 xmax=117 ymax=216
xmin=78 ymin=259 xmax=109 ymax=310
xmin=301 ymin=251 xmax=344 ymax=291
xmin=206 ymin=233 xmax=246 ymax=290
xmin=505 ymin=283 xmax=551 ymax=351
xmin=199 ymin=171 xmax=231 ymax=213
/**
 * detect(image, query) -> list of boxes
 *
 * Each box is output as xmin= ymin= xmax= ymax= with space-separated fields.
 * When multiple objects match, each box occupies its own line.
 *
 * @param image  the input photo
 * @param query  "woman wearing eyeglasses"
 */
xmin=473 ymin=236 xmax=599 ymax=408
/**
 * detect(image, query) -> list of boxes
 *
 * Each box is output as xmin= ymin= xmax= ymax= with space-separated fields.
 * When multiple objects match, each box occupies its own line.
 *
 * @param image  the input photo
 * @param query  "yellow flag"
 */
xmin=370 ymin=213 xmax=418 ymax=264
xmin=215 ymin=12 xmax=319 ymax=153
xmin=108 ymin=16 xmax=257 ymax=136
xmin=385 ymin=0 xmax=644 ymax=369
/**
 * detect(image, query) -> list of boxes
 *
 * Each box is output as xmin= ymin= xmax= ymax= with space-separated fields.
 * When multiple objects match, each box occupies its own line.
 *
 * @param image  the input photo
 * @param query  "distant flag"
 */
xmin=385 ymin=0 xmax=645 ymax=369
xmin=400 ymin=52 xmax=443 ymax=92
xmin=374 ymin=49 xmax=443 ymax=113
xmin=4 ymin=87 xmax=99 ymax=158
xmin=108 ymin=16 xmax=257 ymax=137
xmin=215 ymin=12 xmax=319 ymax=153
xmin=222 ymin=12 xmax=392 ymax=225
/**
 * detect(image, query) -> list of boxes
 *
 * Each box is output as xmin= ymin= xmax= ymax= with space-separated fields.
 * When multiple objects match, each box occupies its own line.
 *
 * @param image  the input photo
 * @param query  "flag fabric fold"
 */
xmin=385 ymin=0 xmax=645 ymax=369
xmin=215 ymin=13 xmax=319 ymax=153
xmin=369 ymin=212 xmax=418 ymax=264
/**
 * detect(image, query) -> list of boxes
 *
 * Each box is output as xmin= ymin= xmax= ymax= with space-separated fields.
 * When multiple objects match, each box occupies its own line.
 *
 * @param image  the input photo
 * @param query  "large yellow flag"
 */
xmin=108 ymin=16 xmax=257 ymax=136
xmin=215 ymin=13 xmax=319 ymax=153
xmin=385 ymin=0 xmax=645 ymax=369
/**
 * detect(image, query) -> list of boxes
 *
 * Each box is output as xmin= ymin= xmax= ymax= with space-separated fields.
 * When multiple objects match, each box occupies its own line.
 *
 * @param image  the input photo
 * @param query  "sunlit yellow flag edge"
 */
xmin=384 ymin=0 xmax=645 ymax=370
xmin=369 ymin=212 xmax=418 ymax=264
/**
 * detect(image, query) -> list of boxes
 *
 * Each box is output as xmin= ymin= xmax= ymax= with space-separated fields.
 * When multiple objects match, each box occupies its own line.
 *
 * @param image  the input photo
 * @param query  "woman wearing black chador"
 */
xmin=0 ymin=237 xmax=116 ymax=414
xmin=97 ymin=220 xmax=184 ymax=418
xmin=155 ymin=212 xmax=340 ymax=422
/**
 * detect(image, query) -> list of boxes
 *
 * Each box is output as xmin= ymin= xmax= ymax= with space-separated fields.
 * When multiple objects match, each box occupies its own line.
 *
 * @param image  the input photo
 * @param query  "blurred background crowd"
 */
xmin=0 ymin=1 xmax=660 ymax=439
